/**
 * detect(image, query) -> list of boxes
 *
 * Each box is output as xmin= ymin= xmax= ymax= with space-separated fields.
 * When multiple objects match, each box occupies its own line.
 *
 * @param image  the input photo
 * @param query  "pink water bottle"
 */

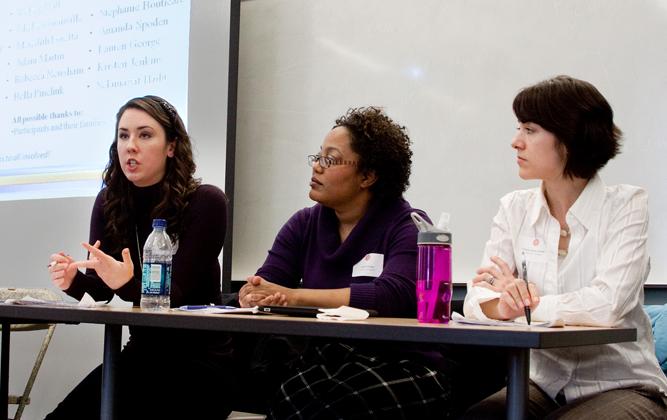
xmin=413 ymin=213 xmax=452 ymax=324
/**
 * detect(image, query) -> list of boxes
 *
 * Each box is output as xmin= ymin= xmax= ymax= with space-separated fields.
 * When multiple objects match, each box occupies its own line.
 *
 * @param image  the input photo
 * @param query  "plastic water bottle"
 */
xmin=412 ymin=212 xmax=453 ymax=323
xmin=140 ymin=219 xmax=173 ymax=310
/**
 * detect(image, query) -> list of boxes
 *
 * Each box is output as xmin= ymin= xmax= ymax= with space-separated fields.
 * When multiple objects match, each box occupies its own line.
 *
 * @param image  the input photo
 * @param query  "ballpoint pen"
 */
xmin=179 ymin=305 xmax=237 ymax=310
xmin=521 ymin=253 xmax=531 ymax=325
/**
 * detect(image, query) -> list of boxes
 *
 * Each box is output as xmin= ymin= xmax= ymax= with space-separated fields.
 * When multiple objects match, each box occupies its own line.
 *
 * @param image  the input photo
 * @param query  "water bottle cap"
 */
xmin=436 ymin=212 xmax=451 ymax=231
xmin=152 ymin=218 xmax=167 ymax=228
xmin=417 ymin=231 xmax=452 ymax=245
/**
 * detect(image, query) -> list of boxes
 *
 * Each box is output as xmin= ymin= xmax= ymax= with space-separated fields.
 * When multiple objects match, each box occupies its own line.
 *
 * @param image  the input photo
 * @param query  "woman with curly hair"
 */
xmin=238 ymin=107 xmax=453 ymax=419
xmin=46 ymin=95 xmax=234 ymax=418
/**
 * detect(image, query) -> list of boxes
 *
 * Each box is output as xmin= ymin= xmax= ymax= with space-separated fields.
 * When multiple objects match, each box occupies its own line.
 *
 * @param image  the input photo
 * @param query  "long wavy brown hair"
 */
xmin=102 ymin=95 xmax=200 ymax=253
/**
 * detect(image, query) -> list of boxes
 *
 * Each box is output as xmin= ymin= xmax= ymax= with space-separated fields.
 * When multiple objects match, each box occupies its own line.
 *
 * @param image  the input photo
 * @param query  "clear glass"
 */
xmin=307 ymin=154 xmax=334 ymax=168
xmin=306 ymin=154 xmax=357 ymax=169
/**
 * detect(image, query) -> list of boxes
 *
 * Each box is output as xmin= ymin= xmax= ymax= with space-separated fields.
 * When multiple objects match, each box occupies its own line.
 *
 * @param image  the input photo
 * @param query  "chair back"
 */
xmin=0 ymin=287 xmax=61 ymax=301
xmin=0 ymin=288 xmax=62 ymax=331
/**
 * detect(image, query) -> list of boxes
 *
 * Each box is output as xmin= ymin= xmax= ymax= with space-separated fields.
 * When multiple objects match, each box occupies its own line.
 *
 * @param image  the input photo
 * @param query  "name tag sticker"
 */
xmin=352 ymin=253 xmax=384 ymax=278
xmin=518 ymin=235 xmax=546 ymax=262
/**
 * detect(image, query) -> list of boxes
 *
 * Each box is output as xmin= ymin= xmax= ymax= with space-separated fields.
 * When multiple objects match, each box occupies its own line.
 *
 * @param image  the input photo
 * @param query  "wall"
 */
xmin=232 ymin=0 xmax=667 ymax=287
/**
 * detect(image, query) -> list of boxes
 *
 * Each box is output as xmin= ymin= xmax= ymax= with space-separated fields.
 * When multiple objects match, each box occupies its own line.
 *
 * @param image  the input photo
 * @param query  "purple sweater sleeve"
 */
xmin=255 ymin=210 xmax=307 ymax=288
xmin=167 ymin=185 xmax=227 ymax=307
xmin=348 ymin=213 xmax=420 ymax=316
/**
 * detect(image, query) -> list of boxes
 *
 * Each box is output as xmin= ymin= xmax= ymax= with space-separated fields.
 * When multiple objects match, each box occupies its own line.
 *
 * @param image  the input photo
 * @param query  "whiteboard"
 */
xmin=232 ymin=0 xmax=667 ymax=285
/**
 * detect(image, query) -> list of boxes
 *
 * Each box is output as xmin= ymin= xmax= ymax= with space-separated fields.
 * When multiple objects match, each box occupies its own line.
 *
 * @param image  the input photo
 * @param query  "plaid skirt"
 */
xmin=267 ymin=342 xmax=452 ymax=420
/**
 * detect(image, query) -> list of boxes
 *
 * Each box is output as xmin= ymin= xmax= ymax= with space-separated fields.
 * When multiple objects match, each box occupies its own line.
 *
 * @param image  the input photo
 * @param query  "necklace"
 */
xmin=135 ymin=225 xmax=142 ymax=267
xmin=558 ymin=224 xmax=570 ymax=256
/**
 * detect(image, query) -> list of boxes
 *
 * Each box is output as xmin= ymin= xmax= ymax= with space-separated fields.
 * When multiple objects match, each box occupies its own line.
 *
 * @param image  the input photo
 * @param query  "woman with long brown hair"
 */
xmin=46 ymin=95 xmax=233 ymax=418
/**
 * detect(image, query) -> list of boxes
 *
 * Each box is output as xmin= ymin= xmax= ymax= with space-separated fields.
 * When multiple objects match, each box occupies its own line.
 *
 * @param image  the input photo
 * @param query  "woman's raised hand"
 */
xmin=474 ymin=255 xmax=540 ymax=320
xmin=48 ymin=252 xmax=78 ymax=290
xmin=472 ymin=256 xmax=516 ymax=292
xmin=74 ymin=241 xmax=134 ymax=290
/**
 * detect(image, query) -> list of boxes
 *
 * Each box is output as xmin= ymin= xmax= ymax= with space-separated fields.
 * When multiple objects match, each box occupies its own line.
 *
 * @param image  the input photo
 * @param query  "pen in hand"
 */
xmin=521 ymin=253 xmax=531 ymax=325
xmin=47 ymin=252 xmax=70 ymax=268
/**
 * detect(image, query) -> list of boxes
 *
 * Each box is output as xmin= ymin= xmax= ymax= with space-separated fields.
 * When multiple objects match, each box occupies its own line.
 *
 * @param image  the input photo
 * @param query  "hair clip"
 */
xmin=160 ymin=100 xmax=178 ymax=120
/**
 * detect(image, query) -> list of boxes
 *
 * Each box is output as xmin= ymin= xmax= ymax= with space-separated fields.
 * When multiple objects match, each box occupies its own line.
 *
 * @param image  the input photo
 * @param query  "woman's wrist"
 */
xmin=481 ymin=298 xmax=505 ymax=320
xmin=110 ymin=273 xmax=133 ymax=291
xmin=287 ymin=288 xmax=300 ymax=306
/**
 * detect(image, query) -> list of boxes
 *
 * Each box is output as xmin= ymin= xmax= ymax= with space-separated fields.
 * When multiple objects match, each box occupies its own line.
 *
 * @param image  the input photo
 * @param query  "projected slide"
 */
xmin=0 ymin=0 xmax=191 ymax=200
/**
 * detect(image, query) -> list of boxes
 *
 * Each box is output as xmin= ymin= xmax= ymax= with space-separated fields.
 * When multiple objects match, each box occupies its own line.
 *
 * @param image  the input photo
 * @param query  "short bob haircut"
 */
xmin=513 ymin=75 xmax=622 ymax=180
xmin=334 ymin=107 xmax=412 ymax=200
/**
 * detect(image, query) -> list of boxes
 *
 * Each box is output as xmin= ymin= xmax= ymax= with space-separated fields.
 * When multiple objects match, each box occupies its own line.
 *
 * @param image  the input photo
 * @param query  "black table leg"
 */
xmin=506 ymin=348 xmax=529 ymax=420
xmin=1 ymin=322 xmax=9 ymax=420
xmin=100 ymin=324 xmax=121 ymax=420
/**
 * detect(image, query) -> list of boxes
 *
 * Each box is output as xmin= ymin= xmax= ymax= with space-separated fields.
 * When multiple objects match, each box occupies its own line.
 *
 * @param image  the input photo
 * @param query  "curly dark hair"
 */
xmin=334 ymin=107 xmax=412 ymax=199
xmin=102 ymin=95 xmax=200 ymax=252
xmin=513 ymin=75 xmax=622 ymax=179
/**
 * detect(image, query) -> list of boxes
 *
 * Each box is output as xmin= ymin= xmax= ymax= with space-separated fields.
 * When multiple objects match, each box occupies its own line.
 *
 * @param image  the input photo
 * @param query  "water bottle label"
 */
xmin=141 ymin=262 xmax=171 ymax=295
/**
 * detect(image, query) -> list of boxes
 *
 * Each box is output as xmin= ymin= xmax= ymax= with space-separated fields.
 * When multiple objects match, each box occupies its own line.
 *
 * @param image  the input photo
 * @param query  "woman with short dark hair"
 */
xmin=463 ymin=76 xmax=667 ymax=418
xmin=512 ymin=74 xmax=621 ymax=180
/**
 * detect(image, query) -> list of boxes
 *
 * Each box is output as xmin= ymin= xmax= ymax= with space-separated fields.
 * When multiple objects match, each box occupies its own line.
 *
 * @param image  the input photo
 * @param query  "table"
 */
xmin=0 ymin=304 xmax=636 ymax=420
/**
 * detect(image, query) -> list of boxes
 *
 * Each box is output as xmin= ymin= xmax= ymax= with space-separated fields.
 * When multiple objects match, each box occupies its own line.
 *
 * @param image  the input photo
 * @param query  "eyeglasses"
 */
xmin=307 ymin=154 xmax=357 ymax=169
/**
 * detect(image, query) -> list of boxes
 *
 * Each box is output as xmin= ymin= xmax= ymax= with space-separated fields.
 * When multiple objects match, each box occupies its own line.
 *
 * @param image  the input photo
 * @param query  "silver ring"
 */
xmin=486 ymin=276 xmax=495 ymax=285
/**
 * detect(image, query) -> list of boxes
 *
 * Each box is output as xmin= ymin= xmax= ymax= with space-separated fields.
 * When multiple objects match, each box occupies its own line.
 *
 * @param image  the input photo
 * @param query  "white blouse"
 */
xmin=464 ymin=174 xmax=667 ymax=403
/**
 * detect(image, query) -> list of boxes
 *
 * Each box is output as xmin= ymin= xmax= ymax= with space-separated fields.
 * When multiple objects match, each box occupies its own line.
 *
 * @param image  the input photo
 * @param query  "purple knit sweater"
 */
xmin=256 ymin=197 xmax=427 ymax=317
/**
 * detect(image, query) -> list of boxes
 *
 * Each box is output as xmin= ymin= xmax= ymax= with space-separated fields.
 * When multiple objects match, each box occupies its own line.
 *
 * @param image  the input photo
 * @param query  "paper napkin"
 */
xmin=316 ymin=306 xmax=370 ymax=321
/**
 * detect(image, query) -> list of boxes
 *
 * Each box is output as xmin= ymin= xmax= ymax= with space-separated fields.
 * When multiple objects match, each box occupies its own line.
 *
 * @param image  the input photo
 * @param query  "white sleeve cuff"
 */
xmin=464 ymin=286 xmax=501 ymax=321
xmin=531 ymin=294 xmax=558 ymax=322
